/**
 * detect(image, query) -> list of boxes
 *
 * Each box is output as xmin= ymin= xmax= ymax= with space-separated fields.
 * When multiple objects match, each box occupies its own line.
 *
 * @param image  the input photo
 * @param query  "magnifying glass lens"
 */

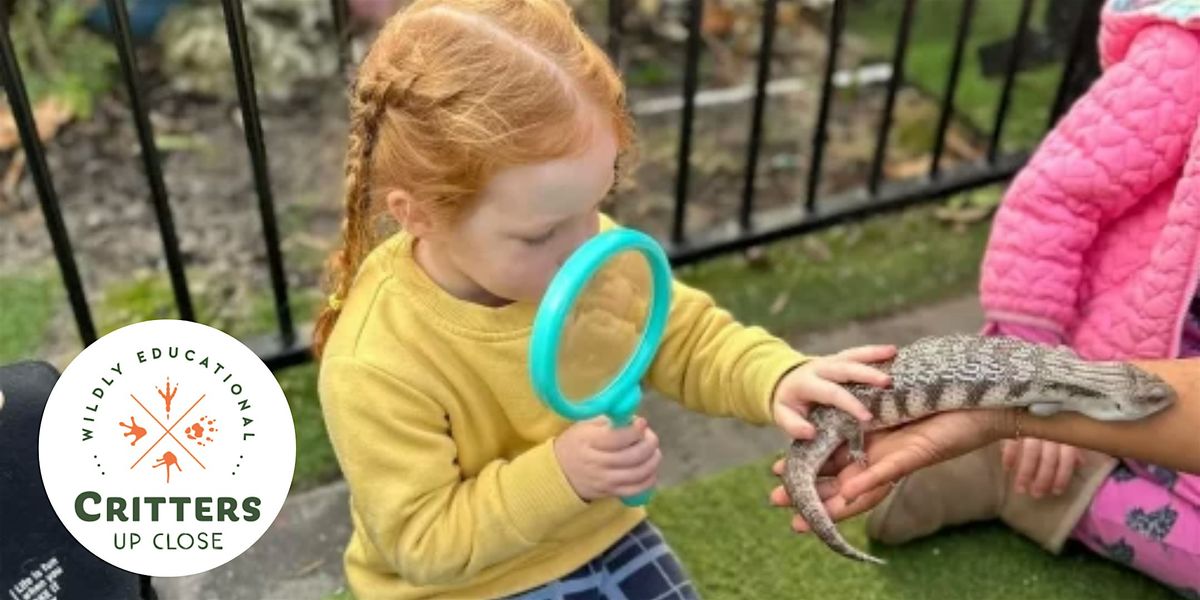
xmin=555 ymin=250 xmax=654 ymax=402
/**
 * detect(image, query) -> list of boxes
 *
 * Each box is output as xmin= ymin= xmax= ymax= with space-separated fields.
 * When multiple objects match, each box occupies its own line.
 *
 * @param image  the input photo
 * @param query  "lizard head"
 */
xmin=1115 ymin=363 xmax=1176 ymax=419
xmin=1032 ymin=362 xmax=1175 ymax=421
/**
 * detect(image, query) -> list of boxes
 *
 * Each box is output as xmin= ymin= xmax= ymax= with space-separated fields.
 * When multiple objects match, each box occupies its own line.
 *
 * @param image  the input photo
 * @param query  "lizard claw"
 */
xmin=849 ymin=449 xmax=868 ymax=467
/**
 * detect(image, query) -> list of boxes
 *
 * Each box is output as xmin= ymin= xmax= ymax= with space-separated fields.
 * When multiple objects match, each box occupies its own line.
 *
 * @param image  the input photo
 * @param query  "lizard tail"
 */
xmin=783 ymin=438 xmax=886 ymax=565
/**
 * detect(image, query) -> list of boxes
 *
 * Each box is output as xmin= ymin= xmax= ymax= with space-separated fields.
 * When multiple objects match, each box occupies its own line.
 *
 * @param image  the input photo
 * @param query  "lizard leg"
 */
xmin=849 ymin=427 xmax=868 ymax=467
xmin=835 ymin=417 xmax=869 ymax=466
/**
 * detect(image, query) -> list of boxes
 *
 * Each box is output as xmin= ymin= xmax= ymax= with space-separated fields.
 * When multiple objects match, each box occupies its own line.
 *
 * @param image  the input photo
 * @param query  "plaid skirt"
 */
xmin=503 ymin=521 xmax=700 ymax=600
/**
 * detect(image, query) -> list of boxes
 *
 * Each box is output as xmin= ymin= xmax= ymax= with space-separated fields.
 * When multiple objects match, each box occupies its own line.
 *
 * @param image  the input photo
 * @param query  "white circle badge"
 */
xmin=38 ymin=320 xmax=296 ymax=577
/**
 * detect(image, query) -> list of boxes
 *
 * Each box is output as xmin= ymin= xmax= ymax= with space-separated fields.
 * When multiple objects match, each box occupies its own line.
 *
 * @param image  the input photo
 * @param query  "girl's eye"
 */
xmin=522 ymin=230 xmax=555 ymax=246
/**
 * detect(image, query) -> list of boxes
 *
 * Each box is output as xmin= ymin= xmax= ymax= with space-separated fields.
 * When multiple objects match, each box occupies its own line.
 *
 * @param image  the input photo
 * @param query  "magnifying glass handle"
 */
xmin=610 ymin=407 xmax=654 ymax=506
xmin=621 ymin=488 xmax=654 ymax=507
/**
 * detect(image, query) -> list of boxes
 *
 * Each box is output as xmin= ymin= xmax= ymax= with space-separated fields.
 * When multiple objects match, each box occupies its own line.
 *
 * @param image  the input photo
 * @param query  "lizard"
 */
xmin=781 ymin=333 xmax=1176 ymax=565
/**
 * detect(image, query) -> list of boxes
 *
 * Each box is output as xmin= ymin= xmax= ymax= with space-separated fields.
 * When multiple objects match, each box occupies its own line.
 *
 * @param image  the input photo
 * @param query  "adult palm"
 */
xmin=768 ymin=409 xmax=1005 ymax=532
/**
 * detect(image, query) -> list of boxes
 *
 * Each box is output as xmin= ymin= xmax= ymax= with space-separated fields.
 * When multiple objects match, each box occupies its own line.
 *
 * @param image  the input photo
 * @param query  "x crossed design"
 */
xmin=128 ymin=392 xmax=209 ymax=471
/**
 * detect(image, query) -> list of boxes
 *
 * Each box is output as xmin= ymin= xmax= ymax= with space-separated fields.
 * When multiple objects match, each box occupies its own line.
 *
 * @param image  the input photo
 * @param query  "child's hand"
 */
xmin=1002 ymin=438 xmax=1081 ymax=498
xmin=772 ymin=345 xmax=896 ymax=440
xmin=554 ymin=416 xmax=660 ymax=502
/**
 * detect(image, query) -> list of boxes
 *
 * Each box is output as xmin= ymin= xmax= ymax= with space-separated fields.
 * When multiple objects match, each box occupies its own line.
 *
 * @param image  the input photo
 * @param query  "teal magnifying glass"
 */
xmin=529 ymin=227 xmax=672 ymax=506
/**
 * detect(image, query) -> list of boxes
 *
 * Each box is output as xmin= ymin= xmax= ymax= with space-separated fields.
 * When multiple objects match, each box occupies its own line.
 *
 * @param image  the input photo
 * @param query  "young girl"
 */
xmin=867 ymin=1 xmax=1200 ymax=593
xmin=313 ymin=0 xmax=893 ymax=597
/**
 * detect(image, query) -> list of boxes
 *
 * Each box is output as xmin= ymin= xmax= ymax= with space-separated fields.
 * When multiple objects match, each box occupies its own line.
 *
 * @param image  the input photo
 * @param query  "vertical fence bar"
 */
xmin=804 ymin=0 xmax=846 ymax=215
xmin=0 ymin=5 xmax=97 ymax=345
xmin=220 ymin=0 xmax=296 ymax=348
xmin=1047 ymin=0 xmax=1100 ymax=128
xmin=607 ymin=0 xmax=623 ymax=65
xmin=929 ymin=0 xmax=976 ymax=179
xmin=987 ymin=0 xmax=1035 ymax=163
xmin=103 ymin=0 xmax=195 ymax=322
xmin=330 ymin=0 xmax=350 ymax=69
xmin=867 ymin=0 xmax=918 ymax=195
xmin=671 ymin=0 xmax=704 ymax=245
xmin=738 ymin=0 xmax=780 ymax=232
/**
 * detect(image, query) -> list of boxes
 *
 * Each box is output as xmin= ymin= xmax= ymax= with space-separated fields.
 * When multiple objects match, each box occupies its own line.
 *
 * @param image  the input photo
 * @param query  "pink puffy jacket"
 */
xmin=980 ymin=0 xmax=1200 ymax=360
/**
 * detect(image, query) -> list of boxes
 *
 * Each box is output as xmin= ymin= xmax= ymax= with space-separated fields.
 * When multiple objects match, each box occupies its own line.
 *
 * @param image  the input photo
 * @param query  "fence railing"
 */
xmin=0 ymin=0 xmax=1104 ymax=374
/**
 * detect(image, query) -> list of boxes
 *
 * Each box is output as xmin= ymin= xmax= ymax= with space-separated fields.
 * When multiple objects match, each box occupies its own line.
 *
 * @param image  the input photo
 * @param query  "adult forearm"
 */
xmin=1010 ymin=359 xmax=1200 ymax=473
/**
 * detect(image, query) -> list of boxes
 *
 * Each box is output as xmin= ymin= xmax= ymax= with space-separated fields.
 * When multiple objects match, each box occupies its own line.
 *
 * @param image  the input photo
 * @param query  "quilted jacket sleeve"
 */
xmin=980 ymin=24 xmax=1200 ymax=335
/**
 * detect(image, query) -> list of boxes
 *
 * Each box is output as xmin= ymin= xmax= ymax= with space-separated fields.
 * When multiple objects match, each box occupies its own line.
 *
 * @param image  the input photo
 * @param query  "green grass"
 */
xmin=644 ymin=458 xmax=1180 ymax=600
xmin=97 ymin=275 xmax=178 ymax=335
xmin=0 ymin=273 xmax=59 ymax=364
xmin=848 ymin=0 xmax=1063 ymax=151
xmin=96 ymin=272 xmax=321 ymax=340
xmin=677 ymin=190 xmax=995 ymax=334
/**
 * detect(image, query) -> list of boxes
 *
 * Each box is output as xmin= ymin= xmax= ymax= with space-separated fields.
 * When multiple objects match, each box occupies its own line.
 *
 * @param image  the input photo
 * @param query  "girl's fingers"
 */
xmin=776 ymin=406 xmax=816 ymax=439
xmin=1029 ymin=441 xmax=1059 ymax=498
xmin=816 ymin=360 xmax=892 ymax=390
xmin=802 ymin=378 xmax=873 ymax=422
xmin=1052 ymin=446 xmax=1077 ymax=495
xmin=1002 ymin=438 xmax=1019 ymax=472
xmin=591 ymin=420 xmax=644 ymax=451
xmin=605 ymin=430 xmax=659 ymax=468
xmin=834 ymin=345 xmax=897 ymax=364
xmin=612 ymin=449 xmax=661 ymax=487
xmin=615 ymin=477 xmax=657 ymax=498
xmin=1012 ymin=438 xmax=1041 ymax=495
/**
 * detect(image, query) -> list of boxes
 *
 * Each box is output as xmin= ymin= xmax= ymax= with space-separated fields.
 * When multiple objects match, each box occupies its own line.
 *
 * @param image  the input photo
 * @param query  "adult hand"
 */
xmin=768 ymin=409 xmax=1009 ymax=531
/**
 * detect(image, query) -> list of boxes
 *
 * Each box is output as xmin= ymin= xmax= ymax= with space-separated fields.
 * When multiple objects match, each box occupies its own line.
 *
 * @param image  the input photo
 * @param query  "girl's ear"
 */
xmin=386 ymin=189 xmax=434 ymax=237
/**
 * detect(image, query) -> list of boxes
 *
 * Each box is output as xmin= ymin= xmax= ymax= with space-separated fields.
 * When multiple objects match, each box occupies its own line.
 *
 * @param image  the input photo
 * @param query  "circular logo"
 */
xmin=38 ymin=320 xmax=296 ymax=577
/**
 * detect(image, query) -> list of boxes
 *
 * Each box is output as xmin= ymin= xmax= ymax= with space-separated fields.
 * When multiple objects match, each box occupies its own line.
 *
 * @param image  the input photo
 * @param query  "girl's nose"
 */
xmin=557 ymin=236 xmax=586 ymax=267
xmin=555 ymin=214 xmax=600 ymax=267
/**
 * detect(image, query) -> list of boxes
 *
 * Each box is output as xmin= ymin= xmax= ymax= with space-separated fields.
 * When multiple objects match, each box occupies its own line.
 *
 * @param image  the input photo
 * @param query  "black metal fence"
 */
xmin=0 ymin=0 xmax=1104 ymax=371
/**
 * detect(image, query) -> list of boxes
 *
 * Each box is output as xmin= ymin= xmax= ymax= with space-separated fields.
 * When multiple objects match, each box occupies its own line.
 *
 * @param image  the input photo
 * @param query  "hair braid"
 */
xmin=312 ymin=75 xmax=410 ymax=359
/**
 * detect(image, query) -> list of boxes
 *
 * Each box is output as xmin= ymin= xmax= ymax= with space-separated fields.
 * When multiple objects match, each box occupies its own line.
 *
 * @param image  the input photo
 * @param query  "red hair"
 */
xmin=312 ymin=0 xmax=636 ymax=358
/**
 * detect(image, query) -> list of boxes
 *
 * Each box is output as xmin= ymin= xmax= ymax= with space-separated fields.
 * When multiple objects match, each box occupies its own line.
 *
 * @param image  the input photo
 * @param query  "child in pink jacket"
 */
xmin=867 ymin=1 xmax=1200 ymax=594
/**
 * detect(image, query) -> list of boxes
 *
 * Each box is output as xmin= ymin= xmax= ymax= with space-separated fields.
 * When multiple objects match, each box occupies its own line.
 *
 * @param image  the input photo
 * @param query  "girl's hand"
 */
xmin=772 ymin=345 xmax=896 ymax=439
xmin=1002 ymin=438 xmax=1081 ymax=498
xmin=554 ymin=416 xmax=660 ymax=502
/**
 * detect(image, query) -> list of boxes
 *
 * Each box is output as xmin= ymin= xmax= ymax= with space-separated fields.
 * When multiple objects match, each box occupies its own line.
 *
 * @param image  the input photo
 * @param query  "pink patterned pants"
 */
xmin=1072 ymin=461 xmax=1200 ymax=597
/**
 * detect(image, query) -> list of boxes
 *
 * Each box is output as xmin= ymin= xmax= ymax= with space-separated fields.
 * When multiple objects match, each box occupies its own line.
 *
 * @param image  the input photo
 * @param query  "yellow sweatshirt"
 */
xmin=318 ymin=217 xmax=809 ymax=599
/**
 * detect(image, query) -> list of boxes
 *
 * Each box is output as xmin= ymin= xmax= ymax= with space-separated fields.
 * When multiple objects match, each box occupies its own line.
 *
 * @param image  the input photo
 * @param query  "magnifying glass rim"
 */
xmin=529 ymin=227 xmax=672 ymax=422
